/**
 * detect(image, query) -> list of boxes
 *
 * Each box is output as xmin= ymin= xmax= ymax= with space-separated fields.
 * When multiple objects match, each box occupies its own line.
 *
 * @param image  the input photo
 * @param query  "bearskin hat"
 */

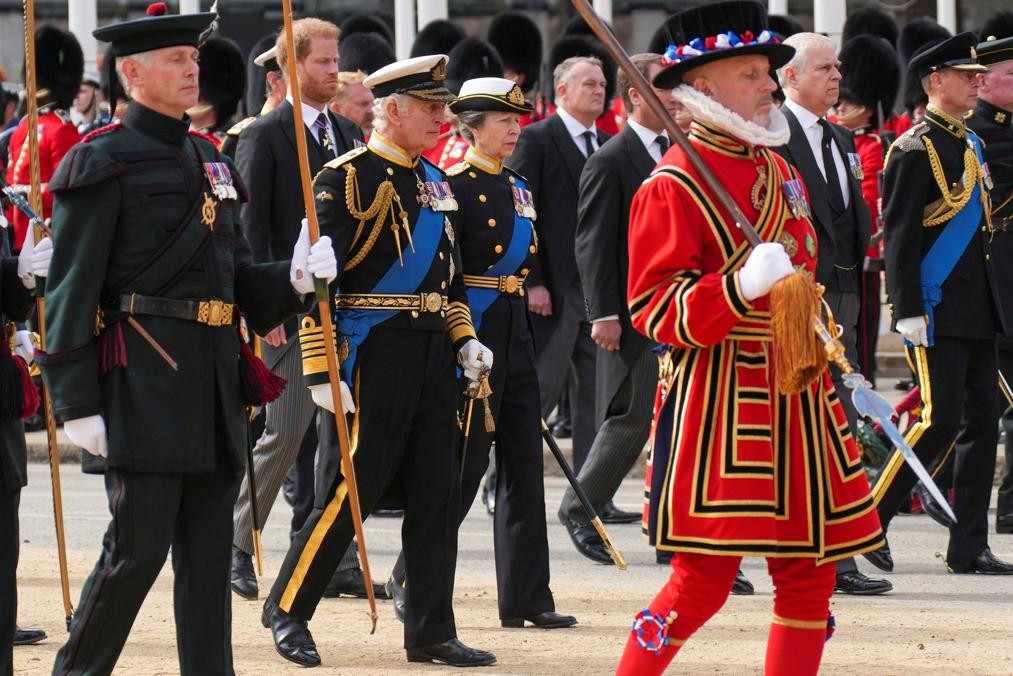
xmin=768 ymin=14 xmax=805 ymax=40
xmin=547 ymin=35 xmax=617 ymax=111
xmin=898 ymin=18 xmax=951 ymax=114
xmin=561 ymin=13 xmax=615 ymax=39
xmin=839 ymin=35 xmax=900 ymax=126
xmin=487 ymin=12 xmax=542 ymax=94
xmin=30 ymin=25 xmax=84 ymax=110
xmin=339 ymin=12 xmax=393 ymax=46
xmin=446 ymin=38 xmax=504 ymax=95
xmin=340 ymin=31 xmax=396 ymax=75
xmin=842 ymin=7 xmax=899 ymax=46
xmin=410 ymin=19 xmax=464 ymax=58
xmin=196 ymin=36 xmax=245 ymax=133
xmin=982 ymin=11 xmax=1013 ymax=40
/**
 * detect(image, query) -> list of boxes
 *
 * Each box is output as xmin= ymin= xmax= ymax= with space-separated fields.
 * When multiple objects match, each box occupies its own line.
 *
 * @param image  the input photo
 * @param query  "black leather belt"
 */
xmin=103 ymin=293 xmax=236 ymax=327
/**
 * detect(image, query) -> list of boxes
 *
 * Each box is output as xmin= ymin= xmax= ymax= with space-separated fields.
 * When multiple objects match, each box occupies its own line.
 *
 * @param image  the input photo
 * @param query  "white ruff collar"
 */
xmin=674 ymin=84 xmax=791 ymax=148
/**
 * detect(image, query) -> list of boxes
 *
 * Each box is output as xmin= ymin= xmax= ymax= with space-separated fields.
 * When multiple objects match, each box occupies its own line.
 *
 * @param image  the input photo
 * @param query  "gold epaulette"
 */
xmin=323 ymin=145 xmax=369 ymax=171
xmin=893 ymin=123 xmax=929 ymax=153
xmin=446 ymin=161 xmax=470 ymax=177
xmin=226 ymin=116 xmax=256 ymax=138
xmin=298 ymin=315 xmax=337 ymax=378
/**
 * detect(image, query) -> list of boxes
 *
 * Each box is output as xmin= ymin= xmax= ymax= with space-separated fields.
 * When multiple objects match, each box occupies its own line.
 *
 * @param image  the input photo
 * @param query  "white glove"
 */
xmin=290 ymin=218 xmax=338 ymax=295
xmin=736 ymin=242 xmax=795 ymax=301
xmin=457 ymin=339 xmax=493 ymax=382
xmin=896 ymin=316 xmax=928 ymax=347
xmin=12 ymin=330 xmax=34 ymax=365
xmin=308 ymin=381 xmax=356 ymax=414
xmin=17 ymin=232 xmax=51 ymax=289
xmin=64 ymin=415 xmax=108 ymax=458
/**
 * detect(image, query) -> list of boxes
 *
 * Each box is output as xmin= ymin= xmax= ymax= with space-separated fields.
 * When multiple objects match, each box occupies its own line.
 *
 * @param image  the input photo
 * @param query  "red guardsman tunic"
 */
xmin=4 ymin=109 xmax=80 ymax=249
xmin=628 ymin=121 xmax=884 ymax=563
xmin=853 ymin=129 xmax=886 ymax=259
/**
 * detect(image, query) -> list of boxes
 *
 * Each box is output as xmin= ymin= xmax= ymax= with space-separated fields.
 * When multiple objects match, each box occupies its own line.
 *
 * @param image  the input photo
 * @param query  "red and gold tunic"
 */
xmin=4 ymin=109 xmax=80 ymax=249
xmin=628 ymin=121 xmax=883 ymax=563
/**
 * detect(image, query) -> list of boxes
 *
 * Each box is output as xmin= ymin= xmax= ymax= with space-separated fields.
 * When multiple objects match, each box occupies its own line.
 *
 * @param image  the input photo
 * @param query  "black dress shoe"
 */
xmin=322 ymin=567 xmax=391 ymax=600
xmin=600 ymin=501 xmax=640 ymax=525
xmin=947 ymin=548 xmax=1013 ymax=574
xmin=730 ymin=569 xmax=754 ymax=596
xmin=483 ymin=484 xmax=496 ymax=516
xmin=231 ymin=545 xmax=258 ymax=600
xmin=558 ymin=512 xmax=612 ymax=564
xmin=371 ymin=508 xmax=405 ymax=517
xmin=406 ymin=638 xmax=496 ymax=667
xmin=551 ymin=421 xmax=572 ymax=439
xmin=13 ymin=626 xmax=46 ymax=646
xmin=261 ymin=600 xmax=320 ymax=667
xmin=656 ymin=550 xmax=673 ymax=565
xmin=916 ymin=483 xmax=955 ymax=529
xmin=386 ymin=575 xmax=406 ymax=623
xmin=894 ymin=379 xmax=914 ymax=391
xmin=863 ymin=542 xmax=894 ymax=572
xmin=996 ymin=515 xmax=1013 ymax=534
xmin=501 ymin=611 xmax=578 ymax=629
xmin=834 ymin=570 xmax=893 ymax=595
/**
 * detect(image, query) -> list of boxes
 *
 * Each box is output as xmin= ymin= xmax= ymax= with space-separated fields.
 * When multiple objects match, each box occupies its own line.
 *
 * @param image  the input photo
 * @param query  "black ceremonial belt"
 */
xmin=103 ymin=293 xmax=236 ymax=327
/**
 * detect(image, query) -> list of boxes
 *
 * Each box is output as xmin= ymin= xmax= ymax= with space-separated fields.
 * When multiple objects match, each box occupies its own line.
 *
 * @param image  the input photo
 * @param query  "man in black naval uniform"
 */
xmin=864 ymin=33 xmax=1013 ymax=575
xmin=384 ymin=76 xmax=576 ymax=631
xmin=35 ymin=6 xmax=338 ymax=674
xmin=0 ymin=206 xmax=52 ymax=672
xmin=262 ymin=55 xmax=497 ymax=669
xmin=967 ymin=35 xmax=1013 ymax=534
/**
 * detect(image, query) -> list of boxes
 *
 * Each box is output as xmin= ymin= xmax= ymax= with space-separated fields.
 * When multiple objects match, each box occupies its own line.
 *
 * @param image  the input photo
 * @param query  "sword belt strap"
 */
xmin=333 ymin=292 xmax=448 ymax=313
xmin=461 ymin=273 xmax=527 ymax=296
xmin=103 ymin=293 xmax=236 ymax=327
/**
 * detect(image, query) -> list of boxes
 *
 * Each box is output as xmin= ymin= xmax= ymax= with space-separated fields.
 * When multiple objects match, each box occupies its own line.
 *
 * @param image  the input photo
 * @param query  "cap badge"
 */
xmin=507 ymin=84 xmax=525 ymax=106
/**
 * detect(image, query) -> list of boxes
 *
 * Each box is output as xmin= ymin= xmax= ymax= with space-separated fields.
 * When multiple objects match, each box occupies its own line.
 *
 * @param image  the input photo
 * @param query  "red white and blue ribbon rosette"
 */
xmin=662 ymin=29 xmax=780 ymax=67
xmin=631 ymin=608 xmax=676 ymax=654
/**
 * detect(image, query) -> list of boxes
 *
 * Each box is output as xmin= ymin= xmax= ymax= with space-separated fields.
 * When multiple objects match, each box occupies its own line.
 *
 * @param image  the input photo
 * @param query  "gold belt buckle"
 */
xmin=502 ymin=275 xmax=519 ymax=294
xmin=422 ymin=292 xmax=443 ymax=313
xmin=198 ymin=299 xmax=232 ymax=326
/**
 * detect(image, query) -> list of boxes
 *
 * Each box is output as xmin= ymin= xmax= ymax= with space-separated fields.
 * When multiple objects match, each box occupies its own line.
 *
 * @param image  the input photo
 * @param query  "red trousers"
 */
xmin=616 ymin=552 xmax=836 ymax=676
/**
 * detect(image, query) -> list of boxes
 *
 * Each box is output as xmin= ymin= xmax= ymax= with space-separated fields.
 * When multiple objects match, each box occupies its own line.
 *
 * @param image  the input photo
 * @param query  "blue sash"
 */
xmin=915 ymin=132 xmax=985 ymax=347
xmin=335 ymin=160 xmax=446 ymax=381
xmin=465 ymin=174 xmax=534 ymax=332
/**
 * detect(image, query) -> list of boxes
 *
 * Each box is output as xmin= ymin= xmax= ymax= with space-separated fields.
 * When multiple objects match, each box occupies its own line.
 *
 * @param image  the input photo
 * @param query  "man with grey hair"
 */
xmin=773 ymin=32 xmax=883 ymax=596
xmin=511 ymin=55 xmax=610 ymax=528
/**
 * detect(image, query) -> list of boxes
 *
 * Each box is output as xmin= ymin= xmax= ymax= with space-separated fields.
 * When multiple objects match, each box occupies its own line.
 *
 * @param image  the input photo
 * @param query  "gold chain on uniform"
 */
xmin=341 ymin=164 xmax=410 ymax=270
xmin=922 ymin=136 xmax=980 ymax=227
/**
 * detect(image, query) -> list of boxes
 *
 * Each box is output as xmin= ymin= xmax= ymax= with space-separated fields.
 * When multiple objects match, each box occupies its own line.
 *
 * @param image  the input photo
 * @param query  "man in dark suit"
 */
xmin=231 ymin=17 xmax=375 ymax=602
xmin=510 ymin=55 xmax=609 ymax=474
xmin=559 ymin=53 xmax=669 ymax=562
xmin=774 ymin=32 xmax=886 ymax=596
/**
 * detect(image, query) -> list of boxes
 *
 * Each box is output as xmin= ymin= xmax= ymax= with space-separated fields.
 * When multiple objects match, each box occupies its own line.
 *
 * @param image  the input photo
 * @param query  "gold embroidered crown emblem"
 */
xmin=431 ymin=60 xmax=447 ymax=81
xmin=507 ymin=84 xmax=525 ymax=106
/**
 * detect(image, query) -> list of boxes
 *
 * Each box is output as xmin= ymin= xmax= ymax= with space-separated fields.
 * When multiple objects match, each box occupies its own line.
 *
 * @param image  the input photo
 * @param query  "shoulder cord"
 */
xmin=342 ymin=164 xmax=408 ymax=271
xmin=922 ymin=136 xmax=978 ymax=227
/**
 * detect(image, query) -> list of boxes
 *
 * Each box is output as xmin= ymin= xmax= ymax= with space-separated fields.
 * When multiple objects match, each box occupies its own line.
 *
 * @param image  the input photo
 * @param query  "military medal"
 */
xmin=444 ymin=215 xmax=455 ymax=246
xmin=847 ymin=153 xmax=864 ymax=181
xmin=201 ymin=192 xmax=217 ymax=230
xmin=353 ymin=138 xmax=366 ymax=149
xmin=982 ymin=162 xmax=994 ymax=191
xmin=781 ymin=179 xmax=810 ymax=219
xmin=203 ymin=162 xmax=237 ymax=200
xmin=511 ymin=186 xmax=537 ymax=219
xmin=423 ymin=180 xmax=458 ymax=211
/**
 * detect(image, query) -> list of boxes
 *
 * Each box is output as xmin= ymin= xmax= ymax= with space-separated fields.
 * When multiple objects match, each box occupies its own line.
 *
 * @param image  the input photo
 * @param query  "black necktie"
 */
xmin=656 ymin=134 xmax=670 ymax=154
xmin=314 ymin=112 xmax=334 ymax=158
xmin=581 ymin=130 xmax=596 ymax=158
xmin=817 ymin=118 xmax=845 ymax=215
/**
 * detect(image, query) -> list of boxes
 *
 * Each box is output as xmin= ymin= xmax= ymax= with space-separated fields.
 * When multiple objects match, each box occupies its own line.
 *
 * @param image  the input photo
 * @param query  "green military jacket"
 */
xmin=38 ymin=102 xmax=306 ymax=475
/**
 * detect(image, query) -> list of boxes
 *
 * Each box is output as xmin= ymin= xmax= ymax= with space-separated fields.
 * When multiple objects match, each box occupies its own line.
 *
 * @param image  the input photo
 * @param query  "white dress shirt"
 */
xmin=286 ymin=96 xmax=336 ymax=150
xmin=557 ymin=106 xmax=600 ymax=157
xmin=783 ymin=98 xmax=850 ymax=208
xmin=625 ymin=117 xmax=668 ymax=163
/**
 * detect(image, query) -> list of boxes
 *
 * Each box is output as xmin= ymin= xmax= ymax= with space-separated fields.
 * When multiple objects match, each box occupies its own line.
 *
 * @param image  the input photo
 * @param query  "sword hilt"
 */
xmin=590 ymin=516 xmax=628 ymax=571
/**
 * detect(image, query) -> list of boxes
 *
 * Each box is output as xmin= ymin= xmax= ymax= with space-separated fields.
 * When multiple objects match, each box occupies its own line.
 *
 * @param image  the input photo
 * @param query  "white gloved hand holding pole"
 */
xmin=64 ymin=415 xmax=108 ymax=458
xmin=17 ymin=231 xmax=52 ymax=290
xmin=290 ymin=218 xmax=338 ymax=295
xmin=736 ymin=242 xmax=795 ymax=302
xmin=457 ymin=339 xmax=493 ymax=383
xmin=12 ymin=330 xmax=34 ymax=365
xmin=896 ymin=316 xmax=928 ymax=347
xmin=308 ymin=381 xmax=356 ymax=414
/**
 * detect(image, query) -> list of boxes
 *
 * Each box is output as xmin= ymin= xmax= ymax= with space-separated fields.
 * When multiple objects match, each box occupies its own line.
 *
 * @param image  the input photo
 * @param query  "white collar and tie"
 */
xmin=287 ymin=96 xmax=337 ymax=158
xmin=625 ymin=117 xmax=669 ymax=163
xmin=783 ymin=97 xmax=850 ymax=209
xmin=557 ymin=106 xmax=600 ymax=158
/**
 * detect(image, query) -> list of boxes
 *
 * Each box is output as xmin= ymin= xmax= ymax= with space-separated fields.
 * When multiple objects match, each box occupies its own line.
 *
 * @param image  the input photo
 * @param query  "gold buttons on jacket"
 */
xmin=529 ymin=245 xmax=536 ymax=253
xmin=508 ymin=176 xmax=515 ymax=184
xmin=521 ymin=268 xmax=529 ymax=275
xmin=411 ymin=310 xmax=419 ymax=318
xmin=439 ymin=251 xmax=445 ymax=260
xmin=479 ymin=194 xmax=487 ymax=202
xmin=488 ymin=218 xmax=496 ymax=227
xmin=386 ymin=168 xmax=394 ymax=175
xmin=495 ymin=245 xmax=504 ymax=253
xmin=469 ymin=171 xmax=477 ymax=178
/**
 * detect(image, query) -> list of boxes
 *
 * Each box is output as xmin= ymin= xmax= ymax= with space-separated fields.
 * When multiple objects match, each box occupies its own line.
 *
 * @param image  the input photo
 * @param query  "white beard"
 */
xmin=673 ymin=84 xmax=791 ymax=147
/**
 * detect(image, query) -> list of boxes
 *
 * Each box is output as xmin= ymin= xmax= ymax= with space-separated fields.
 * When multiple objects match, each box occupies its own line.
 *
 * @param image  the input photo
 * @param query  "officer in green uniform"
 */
xmin=967 ymin=35 xmax=1013 ymax=533
xmin=36 ymin=6 xmax=338 ymax=673
xmin=262 ymin=54 xmax=496 ymax=669
xmin=865 ymin=32 xmax=1013 ymax=575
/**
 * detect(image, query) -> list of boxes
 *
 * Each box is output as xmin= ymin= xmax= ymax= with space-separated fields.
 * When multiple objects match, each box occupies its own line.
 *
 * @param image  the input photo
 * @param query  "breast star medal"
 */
xmin=201 ymin=192 xmax=217 ymax=230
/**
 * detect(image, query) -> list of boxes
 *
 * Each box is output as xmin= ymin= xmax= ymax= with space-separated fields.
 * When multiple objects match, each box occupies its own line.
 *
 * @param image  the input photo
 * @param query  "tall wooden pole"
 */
xmin=23 ymin=0 xmax=73 ymax=631
xmin=280 ymin=0 xmax=377 ymax=632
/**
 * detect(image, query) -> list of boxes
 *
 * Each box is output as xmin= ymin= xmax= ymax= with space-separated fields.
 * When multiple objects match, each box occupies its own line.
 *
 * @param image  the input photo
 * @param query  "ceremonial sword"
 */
xmin=569 ymin=0 xmax=955 ymax=524
xmin=0 ymin=176 xmax=51 ymax=236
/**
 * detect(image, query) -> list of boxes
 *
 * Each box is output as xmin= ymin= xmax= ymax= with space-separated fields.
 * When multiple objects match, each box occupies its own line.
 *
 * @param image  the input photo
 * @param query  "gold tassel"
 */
xmin=769 ymin=271 xmax=824 ymax=395
xmin=482 ymin=397 xmax=495 ymax=434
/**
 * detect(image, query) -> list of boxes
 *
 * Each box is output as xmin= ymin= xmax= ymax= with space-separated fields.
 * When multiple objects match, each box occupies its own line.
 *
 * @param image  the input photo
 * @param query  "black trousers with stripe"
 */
xmin=53 ymin=465 xmax=240 ymax=675
xmin=268 ymin=327 xmax=460 ymax=649
xmin=871 ymin=336 xmax=998 ymax=566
